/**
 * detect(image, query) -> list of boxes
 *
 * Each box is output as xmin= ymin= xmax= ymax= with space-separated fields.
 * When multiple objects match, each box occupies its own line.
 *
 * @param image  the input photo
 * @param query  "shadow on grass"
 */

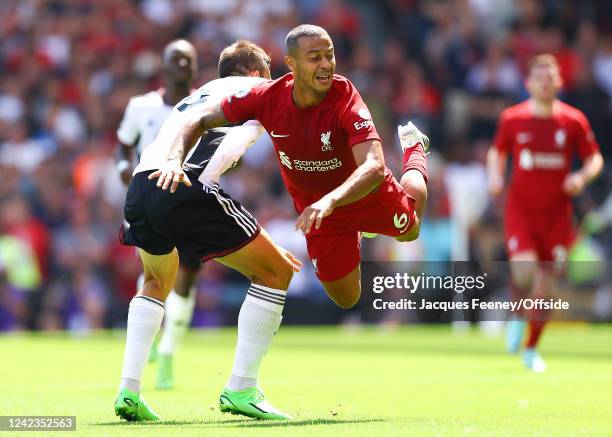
xmin=91 ymin=418 xmax=384 ymax=428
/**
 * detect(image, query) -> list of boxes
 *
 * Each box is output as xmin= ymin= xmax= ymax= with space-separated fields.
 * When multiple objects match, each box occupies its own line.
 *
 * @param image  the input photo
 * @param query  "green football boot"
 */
xmin=114 ymin=388 xmax=161 ymax=422
xmin=156 ymin=353 xmax=174 ymax=390
xmin=219 ymin=387 xmax=292 ymax=420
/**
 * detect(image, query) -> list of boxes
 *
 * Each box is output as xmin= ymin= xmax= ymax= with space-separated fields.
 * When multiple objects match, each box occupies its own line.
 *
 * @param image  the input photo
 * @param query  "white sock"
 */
xmin=119 ymin=295 xmax=165 ymax=393
xmin=226 ymin=284 xmax=285 ymax=391
xmin=158 ymin=288 xmax=196 ymax=356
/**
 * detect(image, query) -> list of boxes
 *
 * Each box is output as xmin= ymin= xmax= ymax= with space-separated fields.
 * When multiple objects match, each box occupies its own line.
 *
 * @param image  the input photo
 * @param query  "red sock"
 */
xmin=402 ymin=144 xmax=428 ymax=183
xmin=526 ymin=306 xmax=550 ymax=348
xmin=526 ymin=320 xmax=547 ymax=348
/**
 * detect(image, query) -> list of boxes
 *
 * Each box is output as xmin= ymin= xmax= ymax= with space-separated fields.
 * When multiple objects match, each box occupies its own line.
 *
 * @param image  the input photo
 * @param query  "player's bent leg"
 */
xmin=394 ymin=120 xmax=429 ymax=242
xmin=216 ymin=228 xmax=295 ymax=290
xmin=138 ymin=248 xmax=180 ymax=301
xmin=215 ymin=228 xmax=295 ymax=420
xmin=506 ymin=250 xmax=538 ymax=355
xmin=320 ymin=265 xmax=362 ymax=309
xmin=156 ymin=265 xmax=198 ymax=389
xmin=115 ymin=248 xmax=178 ymax=421
xmin=400 ymin=169 xmax=428 ymax=219
xmin=523 ymin=267 xmax=555 ymax=372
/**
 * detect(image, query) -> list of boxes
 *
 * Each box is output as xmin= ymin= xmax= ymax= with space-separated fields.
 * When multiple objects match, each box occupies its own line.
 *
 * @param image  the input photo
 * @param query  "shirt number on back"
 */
xmin=177 ymin=93 xmax=209 ymax=112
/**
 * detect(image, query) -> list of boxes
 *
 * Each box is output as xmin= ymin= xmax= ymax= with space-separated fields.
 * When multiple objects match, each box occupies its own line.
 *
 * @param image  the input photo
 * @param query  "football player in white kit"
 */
xmin=116 ymin=39 xmax=200 ymax=390
xmin=114 ymin=40 xmax=301 ymax=421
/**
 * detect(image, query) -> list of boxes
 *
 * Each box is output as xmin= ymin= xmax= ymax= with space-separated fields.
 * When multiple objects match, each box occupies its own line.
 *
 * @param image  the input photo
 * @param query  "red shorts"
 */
xmin=305 ymin=171 xmax=416 ymax=282
xmin=504 ymin=205 xmax=576 ymax=262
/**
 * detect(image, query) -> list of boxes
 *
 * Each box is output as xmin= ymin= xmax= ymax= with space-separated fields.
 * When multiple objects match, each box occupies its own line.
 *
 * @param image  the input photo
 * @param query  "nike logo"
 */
xmin=271 ymin=131 xmax=290 ymax=138
xmin=123 ymin=398 xmax=136 ymax=408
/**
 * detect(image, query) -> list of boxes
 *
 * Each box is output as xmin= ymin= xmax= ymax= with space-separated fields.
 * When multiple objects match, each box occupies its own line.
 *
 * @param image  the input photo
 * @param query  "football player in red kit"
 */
xmin=488 ymin=54 xmax=604 ymax=372
xmin=152 ymin=25 xmax=429 ymax=310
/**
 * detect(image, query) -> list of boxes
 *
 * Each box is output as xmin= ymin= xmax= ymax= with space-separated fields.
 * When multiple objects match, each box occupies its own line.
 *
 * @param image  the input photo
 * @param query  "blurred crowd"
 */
xmin=0 ymin=0 xmax=610 ymax=331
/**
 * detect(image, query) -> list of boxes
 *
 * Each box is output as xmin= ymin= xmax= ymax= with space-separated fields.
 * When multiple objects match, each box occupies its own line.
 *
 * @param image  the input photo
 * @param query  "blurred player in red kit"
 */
xmin=152 ymin=24 xmax=429 ymax=310
xmin=487 ymin=54 xmax=604 ymax=372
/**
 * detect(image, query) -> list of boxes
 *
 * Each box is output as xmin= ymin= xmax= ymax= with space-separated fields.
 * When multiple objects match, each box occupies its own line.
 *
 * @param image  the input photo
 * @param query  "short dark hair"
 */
xmin=285 ymin=24 xmax=328 ymax=55
xmin=218 ymin=40 xmax=270 ymax=78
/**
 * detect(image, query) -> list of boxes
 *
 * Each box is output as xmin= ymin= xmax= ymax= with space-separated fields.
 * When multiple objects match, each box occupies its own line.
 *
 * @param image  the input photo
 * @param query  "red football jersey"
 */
xmin=493 ymin=100 xmax=600 ymax=211
xmin=221 ymin=73 xmax=381 ymax=212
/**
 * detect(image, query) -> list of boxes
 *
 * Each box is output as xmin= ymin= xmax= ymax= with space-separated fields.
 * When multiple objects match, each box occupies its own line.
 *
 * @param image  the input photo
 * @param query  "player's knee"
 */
xmin=511 ymin=265 xmax=536 ymax=289
xmin=513 ymin=275 xmax=532 ymax=291
xmin=328 ymin=289 xmax=360 ymax=309
xmin=334 ymin=293 xmax=360 ymax=309
xmin=253 ymin=262 xmax=293 ymax=291
xmin=141 ymin=277 xmax=171 ymax=301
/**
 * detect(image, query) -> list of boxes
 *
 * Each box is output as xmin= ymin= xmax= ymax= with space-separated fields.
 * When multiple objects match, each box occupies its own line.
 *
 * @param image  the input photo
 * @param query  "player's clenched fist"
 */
xmin=148 ymin=158 xmax=192 ymax=193
xmin=295 ymin=196 xmax=336 ymax=234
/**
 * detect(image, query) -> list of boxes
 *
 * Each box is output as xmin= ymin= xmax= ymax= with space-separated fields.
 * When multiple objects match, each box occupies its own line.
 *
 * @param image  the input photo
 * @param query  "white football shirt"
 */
xmin=134 ymin=76 xmax=267 ymax=178
xmin=116 ymin=89 xmax=173 ymax=158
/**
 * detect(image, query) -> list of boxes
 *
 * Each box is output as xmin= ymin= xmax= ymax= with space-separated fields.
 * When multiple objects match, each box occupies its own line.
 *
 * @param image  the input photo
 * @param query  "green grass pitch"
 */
xmin=1 ymin=324 xmax=611 ymax=436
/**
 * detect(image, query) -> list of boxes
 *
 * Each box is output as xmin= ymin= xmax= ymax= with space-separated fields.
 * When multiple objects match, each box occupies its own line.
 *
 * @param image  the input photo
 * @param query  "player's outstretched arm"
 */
xmin=149 ymin=100 xmax=230 ymax=193
xmin=199 ymin=120 xmax=265 ymax=185
xmin=295 ymin=140 xmax=385 ymax=234
xmin=563 ymin=152 xmax=604 ymax=196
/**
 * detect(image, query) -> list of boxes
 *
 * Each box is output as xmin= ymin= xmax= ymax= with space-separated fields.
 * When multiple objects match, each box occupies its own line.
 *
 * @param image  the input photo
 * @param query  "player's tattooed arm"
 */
xmin=149 ymin=101 xmax=230 ymax=193
xmin=295 ymin=140 xmax=385 ymax=234
xmin=165 ymin=100 xmax=229 ymax=162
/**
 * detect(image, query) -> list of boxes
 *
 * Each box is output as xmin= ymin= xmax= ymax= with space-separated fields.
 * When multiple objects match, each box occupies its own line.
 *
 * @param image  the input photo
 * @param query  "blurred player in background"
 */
xmin=154 ymin=24 xmax=429 ymax=314
xmin=116 ymin=39 xmax=199 ymax=390
xmin=115 ymin=40 xmax=302 ymax=422
xmin=487 ymin=54 xmax=604 ymax=372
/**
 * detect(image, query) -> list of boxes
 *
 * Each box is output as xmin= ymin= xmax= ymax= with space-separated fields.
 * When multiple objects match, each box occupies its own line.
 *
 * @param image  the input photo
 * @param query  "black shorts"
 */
xmin=119 ymin=170 xmax=260 ymax=264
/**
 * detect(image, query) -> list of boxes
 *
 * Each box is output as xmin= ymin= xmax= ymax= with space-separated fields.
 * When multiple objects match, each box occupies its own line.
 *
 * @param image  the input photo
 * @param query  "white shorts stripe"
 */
xmin=209 ymin=185 xmax=257 ymax=234
xmin=211 ymin=190 xmax=254 ymax=236
xmin=208 ymin=185 xmax=257 ymax=235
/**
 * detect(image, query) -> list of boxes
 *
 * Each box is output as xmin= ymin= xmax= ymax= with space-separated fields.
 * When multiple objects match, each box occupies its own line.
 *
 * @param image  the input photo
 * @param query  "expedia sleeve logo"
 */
xmin=354 ymin=108 xmax=372 ymax=130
